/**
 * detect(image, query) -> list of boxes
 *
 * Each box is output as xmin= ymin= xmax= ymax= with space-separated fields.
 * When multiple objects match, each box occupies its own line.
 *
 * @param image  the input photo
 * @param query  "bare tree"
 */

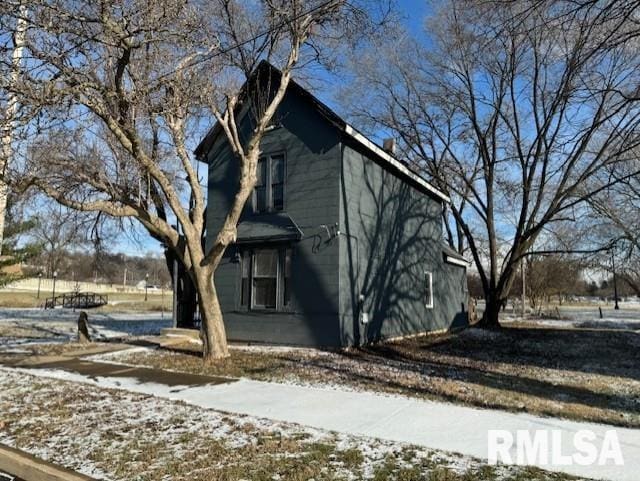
xmin=29 ymin=203 xmax=91 ymax=277
xmin=526 ymin=255 xmax=582 ymax=311
xmin=586 ymin=161 xmax=640 ymax=295
xmin=343 ymin=0 xmax=640 ymax=327
xmin=1 ymin=0 xmax=374 ymax=361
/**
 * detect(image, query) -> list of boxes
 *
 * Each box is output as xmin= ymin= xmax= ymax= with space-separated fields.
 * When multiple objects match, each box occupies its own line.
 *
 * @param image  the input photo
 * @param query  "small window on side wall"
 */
xmin=425 ymin=271 xmax=434 ymax=308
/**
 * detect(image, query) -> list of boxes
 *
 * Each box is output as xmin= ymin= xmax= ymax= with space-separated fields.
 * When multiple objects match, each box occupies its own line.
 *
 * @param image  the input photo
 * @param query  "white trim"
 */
xmin=425 ymin=271 xmax=434 ymax=309
xmin=344 ymin=124 xmax=450 ymax=203
xmin=445 ymin=255 xmax=470 ymax=268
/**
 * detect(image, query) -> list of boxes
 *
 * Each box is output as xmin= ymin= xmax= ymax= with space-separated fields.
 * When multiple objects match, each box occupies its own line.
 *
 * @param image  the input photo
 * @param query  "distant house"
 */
xmin=194 ymin=62 xmax=469 ymax=347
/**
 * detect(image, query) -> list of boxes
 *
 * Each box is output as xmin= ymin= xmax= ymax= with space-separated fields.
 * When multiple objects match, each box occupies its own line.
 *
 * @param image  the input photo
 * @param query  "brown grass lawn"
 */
xmin=0 ymin=290 xmax=50 ymax=308
xmin=0 ymin=290 xmax=170 ymax=311
xmin=117 ymin=324 xmax=640 ymax=428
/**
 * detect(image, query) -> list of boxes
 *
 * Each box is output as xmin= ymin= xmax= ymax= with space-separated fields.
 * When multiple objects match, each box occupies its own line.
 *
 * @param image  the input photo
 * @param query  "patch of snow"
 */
xmin=0 ymin=307 xmax=171 ymax=345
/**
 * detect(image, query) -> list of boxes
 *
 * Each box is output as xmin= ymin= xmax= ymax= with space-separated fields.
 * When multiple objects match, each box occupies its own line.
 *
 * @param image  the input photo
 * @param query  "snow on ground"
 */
xmin=536 ymin=317 xmax=640 ymax=330
xmin=0 ymin=368 xmax=516 ymax=481
xmin=5 ymin=358 xmax=636 ymax=481
xmin=0 ymin=307 xmax=171 ymax=345
xmin=501 ymin=307 xmax=640 ymax=331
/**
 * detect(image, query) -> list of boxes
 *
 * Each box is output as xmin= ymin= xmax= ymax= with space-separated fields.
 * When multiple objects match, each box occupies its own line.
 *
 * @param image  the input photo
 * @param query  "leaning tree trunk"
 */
xmin=193 ymin=266 xmax=229 ymax=362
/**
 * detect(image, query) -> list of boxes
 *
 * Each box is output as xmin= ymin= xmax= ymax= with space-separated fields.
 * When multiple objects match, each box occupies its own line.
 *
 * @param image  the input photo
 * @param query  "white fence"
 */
xmin=3 ymin=277 xmax=154 ymax=294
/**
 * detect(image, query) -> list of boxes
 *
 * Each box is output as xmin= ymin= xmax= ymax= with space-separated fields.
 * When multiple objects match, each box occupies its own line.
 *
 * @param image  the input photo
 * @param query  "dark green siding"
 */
xmin=205 ymin=90 xmax=343 ymax=346
xmin=338 ymin=141 xmax=468 ymax=345
xmin=204 ymin=86 xmax=467 ymax=347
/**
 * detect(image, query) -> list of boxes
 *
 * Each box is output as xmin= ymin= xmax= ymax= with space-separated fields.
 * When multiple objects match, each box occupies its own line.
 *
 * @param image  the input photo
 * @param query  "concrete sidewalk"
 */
xmin=5 ymin=359 xmax=640 ymax=481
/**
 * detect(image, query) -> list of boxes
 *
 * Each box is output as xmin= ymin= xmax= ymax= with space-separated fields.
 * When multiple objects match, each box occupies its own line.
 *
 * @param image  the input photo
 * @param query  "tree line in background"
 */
xmin=0 ymin=188 xmax=169 ymax=287
xmin=24 ymin=250 xmax=171 ymax=288
xmin=467 ymin=255 xmax=638 ymax=311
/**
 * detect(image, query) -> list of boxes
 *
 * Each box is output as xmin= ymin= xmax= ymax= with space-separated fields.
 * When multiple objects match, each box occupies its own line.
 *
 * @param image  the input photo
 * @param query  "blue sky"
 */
xmin=400 ymin=0 xmax=429 ymax=35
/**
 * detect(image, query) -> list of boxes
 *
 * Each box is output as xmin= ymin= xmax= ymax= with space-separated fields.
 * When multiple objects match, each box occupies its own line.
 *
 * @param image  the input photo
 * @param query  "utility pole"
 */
xmin=611 ymin=247 xmax=620 ymax=310
xmin=0 ymin=6 xmax=28 ymax=255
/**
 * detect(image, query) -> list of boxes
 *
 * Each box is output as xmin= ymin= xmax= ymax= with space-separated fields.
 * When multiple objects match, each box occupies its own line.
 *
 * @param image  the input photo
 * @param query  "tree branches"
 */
xmin=0 ymin=0 xmax=369 ymax=360
xmin=344 ymin=0 xmax=640 ymax=325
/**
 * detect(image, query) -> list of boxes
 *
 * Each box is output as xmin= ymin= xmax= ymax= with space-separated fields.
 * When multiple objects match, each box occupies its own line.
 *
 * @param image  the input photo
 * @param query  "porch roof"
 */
xmin=235 ymin=213 xmax=303 ymax=244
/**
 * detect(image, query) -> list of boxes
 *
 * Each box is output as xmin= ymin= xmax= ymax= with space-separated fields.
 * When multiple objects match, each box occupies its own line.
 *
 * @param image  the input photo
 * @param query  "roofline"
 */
xmin=343 ymin=125 xmax=450 ymax=203
xmin=195 ymin=61 xmax=450 ymax=203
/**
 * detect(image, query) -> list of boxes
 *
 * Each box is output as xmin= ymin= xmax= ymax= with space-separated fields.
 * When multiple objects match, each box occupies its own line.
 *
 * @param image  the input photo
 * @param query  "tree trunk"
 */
xmin=194 ymin=267 xmax=229 ymax=362
xmin=477 ymin=293 xmax=502 ymax=329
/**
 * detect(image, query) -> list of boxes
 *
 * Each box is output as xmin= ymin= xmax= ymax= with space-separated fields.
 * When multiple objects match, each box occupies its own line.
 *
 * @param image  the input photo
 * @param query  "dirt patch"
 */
xmin=116 ymin=325 xmax=640 ymax=428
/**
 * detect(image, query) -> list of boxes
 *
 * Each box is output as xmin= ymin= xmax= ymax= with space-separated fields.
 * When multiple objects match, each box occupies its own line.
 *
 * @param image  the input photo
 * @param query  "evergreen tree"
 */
xmin=0 ymin=195 xmax=42 ymax=286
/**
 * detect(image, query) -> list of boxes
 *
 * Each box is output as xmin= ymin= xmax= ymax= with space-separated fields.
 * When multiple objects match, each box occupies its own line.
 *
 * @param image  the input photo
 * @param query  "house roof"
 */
xmin=194 ymin=61 xmax=450 ymax=203
xmin=235 ymin=212 xmax=303 ymax=244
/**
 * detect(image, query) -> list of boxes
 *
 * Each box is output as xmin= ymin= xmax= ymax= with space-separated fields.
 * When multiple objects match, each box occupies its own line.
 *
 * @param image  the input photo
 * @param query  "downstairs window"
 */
xmin=240 ymin=247 xmax=292 ymax=311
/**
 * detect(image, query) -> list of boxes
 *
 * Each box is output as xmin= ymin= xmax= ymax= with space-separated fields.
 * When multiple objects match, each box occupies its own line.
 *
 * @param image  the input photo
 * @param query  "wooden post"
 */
xmin=77 ymin=311 xmax=91 ymax=343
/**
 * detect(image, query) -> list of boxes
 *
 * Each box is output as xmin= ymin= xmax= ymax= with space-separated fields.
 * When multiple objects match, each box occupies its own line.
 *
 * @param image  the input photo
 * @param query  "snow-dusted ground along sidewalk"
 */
xmin=6 ymin=356 xmax=640 ymax=481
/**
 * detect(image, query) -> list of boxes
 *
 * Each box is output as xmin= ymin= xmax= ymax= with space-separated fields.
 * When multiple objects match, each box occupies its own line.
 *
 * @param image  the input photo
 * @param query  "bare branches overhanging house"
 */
xmin=195 ymin=62 xmax=469 ymax=347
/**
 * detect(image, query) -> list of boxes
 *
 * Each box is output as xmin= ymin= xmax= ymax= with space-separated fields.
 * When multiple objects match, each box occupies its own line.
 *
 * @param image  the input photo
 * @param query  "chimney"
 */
xmin=382 ymin=138 xmax=396 ymax=155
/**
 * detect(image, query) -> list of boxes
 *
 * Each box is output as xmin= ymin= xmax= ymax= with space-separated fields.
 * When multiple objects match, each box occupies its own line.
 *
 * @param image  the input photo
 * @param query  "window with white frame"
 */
xmin=254 ymin=153 xmax=285 ymax=213
xmin=240 ymin=247 xmax=292 ymax=310
xmin=425 ymin=271 xmax=433 ymax=308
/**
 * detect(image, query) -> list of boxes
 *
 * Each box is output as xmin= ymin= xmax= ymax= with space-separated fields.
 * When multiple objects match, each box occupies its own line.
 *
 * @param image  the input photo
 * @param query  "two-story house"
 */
xmin=194 ymin=62 xmax=469 ymax=347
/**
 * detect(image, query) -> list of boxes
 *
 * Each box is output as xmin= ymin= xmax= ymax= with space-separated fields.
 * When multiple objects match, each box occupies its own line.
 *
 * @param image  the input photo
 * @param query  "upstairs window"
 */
xmin=271 ymin=154 xmax=285 ymax=211
xmin=255 ymin=158 xmax=267 ymax=213
xmin=254 ymin=153 xmax=285 ymax=213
